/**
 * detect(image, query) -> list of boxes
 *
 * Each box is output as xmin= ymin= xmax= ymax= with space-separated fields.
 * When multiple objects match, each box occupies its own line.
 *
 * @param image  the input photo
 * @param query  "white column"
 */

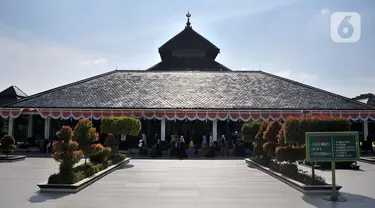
xmin=363 ymin=120 xmax=369 ymax=141
xmin=27 ymin=115 xmax=33 ymax=138
xmin=213 ymin=119 xmax=218 ymax=142
xmin=44 ymin=117 xmax=51 ymax=139
xmin=161 ymin=118 xmax=166 ymax=141
xmin=8 ymin=117 xmax=14 ymax=137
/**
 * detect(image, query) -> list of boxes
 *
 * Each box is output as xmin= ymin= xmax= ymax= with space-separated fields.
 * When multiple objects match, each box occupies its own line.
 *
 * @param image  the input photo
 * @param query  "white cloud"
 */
xmin=0 ymin=36 xmax=111 ymax=95
xmin=320 ymin=8 xmax=330 ymax=16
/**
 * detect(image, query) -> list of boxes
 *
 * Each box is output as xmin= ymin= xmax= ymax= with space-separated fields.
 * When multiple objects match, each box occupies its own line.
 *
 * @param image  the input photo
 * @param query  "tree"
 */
xmin=101 ymin=116 xmax=141 ymax=155
xmin=241 ymin=122 xmax=261 ymax=142
xmin=255 ymin=121 xmax=270 ymax=141
xmin=89 ymin=144 xmax=111 ymax=164
xmin=263 ymin=142 xmax=276 ymax=159
xmin=253 ymin=122 xmax=269 ymax=157
xmin=0 ymin=135 xmax=16 ymax=158
xmin=104 ymin=133 xmax=118 ymax=155
xmin=73 ymin=119 xmax=99 ymax=164
xmin=277 ymin=125 xmax=285 ymax=145
xmin=52 ymin=126 xmax=83 ymax=183
xmin=263 ymin=120 xmax=283 ymax=143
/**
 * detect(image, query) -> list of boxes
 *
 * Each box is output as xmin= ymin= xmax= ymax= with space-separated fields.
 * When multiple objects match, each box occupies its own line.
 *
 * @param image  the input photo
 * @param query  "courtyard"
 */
xmin=0 ymin=158 xmax=374 ymax=208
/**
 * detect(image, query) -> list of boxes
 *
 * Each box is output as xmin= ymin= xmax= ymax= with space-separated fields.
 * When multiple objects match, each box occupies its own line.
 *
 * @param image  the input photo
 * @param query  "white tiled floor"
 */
xmin=1 ymin=158 xmax=374 ymax=208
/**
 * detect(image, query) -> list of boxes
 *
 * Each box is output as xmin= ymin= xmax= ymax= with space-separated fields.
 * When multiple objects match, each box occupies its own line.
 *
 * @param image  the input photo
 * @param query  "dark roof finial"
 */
xmin=186 ymin=11 xmax=191 ymax=28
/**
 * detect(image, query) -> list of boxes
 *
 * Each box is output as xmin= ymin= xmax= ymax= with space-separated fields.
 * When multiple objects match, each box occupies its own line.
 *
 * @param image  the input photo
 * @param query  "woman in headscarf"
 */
xmin=178 ymin=136 xmax=188 ymax=159
xmin=169 ymin=134 xmax=178 ymax=157
xmin=154 ymin=134 xmax=162 ymax=157
xmin=186 ymin=139 xmax=195 ymax=158
xmin=138 ymin=138 xmax=147 ymax=155
xmin=201 ymin=133 xmax=208 ymax=150
xmin=206 ymin=136 xmax=216 ymax=158
xmin=220 ymin=134 xmax=228 ymax=158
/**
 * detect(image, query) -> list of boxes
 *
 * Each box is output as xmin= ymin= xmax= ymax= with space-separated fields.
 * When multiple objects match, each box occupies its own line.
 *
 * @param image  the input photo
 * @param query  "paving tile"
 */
xmin=1 ymin=158 xmax=375 ymax=207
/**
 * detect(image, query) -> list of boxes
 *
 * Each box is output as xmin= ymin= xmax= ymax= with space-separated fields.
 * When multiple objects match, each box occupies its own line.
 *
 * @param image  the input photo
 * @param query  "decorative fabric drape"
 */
xmin=1 ymin=108 xmax=375 ymax=121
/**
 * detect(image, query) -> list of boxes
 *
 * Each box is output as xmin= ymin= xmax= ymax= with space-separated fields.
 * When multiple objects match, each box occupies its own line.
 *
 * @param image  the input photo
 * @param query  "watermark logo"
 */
xmin=331 ymin=12 xmax=361 ymax=43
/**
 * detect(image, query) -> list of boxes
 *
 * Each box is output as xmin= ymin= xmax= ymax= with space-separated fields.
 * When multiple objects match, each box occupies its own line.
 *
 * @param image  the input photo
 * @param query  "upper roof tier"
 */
xmin=158 ymin=26 xmax=220 ymax=53
xmin=158 ymin=12 xmax=220 ymax=60
xmin=0 ymin=85 xmax=27 ymax=106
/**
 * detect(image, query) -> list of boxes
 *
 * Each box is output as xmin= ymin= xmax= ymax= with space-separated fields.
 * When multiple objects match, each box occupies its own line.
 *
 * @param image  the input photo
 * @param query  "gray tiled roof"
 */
xmin=0 ymin=85 xmax=27 ymax=106
xmin=159 ymin=27 xmax=219 ymax=52
xmin=352 ymin=93 xmax=375 ymax=107
xmin=6 ymin=70 xmax=374 ymax=110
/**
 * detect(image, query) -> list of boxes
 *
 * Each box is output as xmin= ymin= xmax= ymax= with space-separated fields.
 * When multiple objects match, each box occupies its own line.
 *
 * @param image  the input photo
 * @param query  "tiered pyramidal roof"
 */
xmin=148 ymin=12 xmax=230 ymax=71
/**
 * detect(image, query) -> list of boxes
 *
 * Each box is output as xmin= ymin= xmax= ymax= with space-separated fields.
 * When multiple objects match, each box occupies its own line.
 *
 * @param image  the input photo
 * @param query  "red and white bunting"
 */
xmin=176 ymin=111 xmax=187 ymax=120
xmin=186 ymin=111 xmax=197 ymax=121
xmin=196 ymin=111 xmax=207 ymax=121
xmin=92 ymin=110 xmax=103 ymax=120
xmin=1 ymin=108 xmax=375 ymax=121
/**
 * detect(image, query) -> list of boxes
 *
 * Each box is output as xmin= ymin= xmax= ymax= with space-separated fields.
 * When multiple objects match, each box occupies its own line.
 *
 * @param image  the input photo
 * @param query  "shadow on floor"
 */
xmin=118 ymin=163 xmax=135 ymax=169
xmin=302 ymin=192 xmax=375 ymax=208
xmin=246 ymin=164 xmax=257 ymax=169
xmin=29 ymin=191 xmax=70 ymax=203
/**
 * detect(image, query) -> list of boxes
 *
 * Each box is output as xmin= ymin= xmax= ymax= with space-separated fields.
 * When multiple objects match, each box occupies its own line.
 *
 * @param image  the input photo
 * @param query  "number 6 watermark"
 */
xmin=331 ymin=12 xmax=361 ymax=43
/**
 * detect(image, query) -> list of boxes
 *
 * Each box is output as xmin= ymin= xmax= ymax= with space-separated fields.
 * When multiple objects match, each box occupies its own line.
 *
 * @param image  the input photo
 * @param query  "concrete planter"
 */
xmin=360 ymin=157 xmax=375 ymax=164
xmin=0 ymin=155 xmax=26 ymax=163
xmin=245 ymin=159 xmax=342 ymax=194
xmin=38 ymin=158 xmax=130 ymax=193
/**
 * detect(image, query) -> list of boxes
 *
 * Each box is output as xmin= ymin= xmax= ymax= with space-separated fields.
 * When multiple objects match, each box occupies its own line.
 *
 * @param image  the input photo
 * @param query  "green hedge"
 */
xmin=48 ymin=154 xmax=126 ymax=184
xmin=284 ymin=116 xmax=350 ymax=146
xmin=275 ymin=146 xmax=305 ymax=162
xmin=101 ymin=116 xmax=141 ymax=136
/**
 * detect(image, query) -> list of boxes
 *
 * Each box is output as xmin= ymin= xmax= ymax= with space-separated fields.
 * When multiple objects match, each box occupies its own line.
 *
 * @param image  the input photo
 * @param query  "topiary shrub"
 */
xmin=73 ymin=119 xmax=100 ymax=164
xmin=73 ymin=162 xmax=100 ymax=177
xmin=52 ymin=126 xmax=83 ymax=184
xmin=110 ymin=154 xmax=126 ymax=164
xmin=89 ymin=145 xmax=111 ymax=164
xmin=255 ymin=121 xmax=269 ymax=141
xmin=263 ymin=120 xmax=282 ymax=143
xmin=263 ymin=142 xmax=276 ymax=159
xmin=241 ymin=122 xmax=261 ymax=142
xmin=47 ymin=173 xmax=61 ymax=184
xmin=275 ymin=145 xmax=305 ymax=163
xmin=252 ymin=122 xmax=269 ymax=157
xmin=0 ymin=135 xmax=16 ymax=158
xmin=101 ymin=116 xmax=141 ymax=155
xmin=104 ymin=133 xmax=118 ymax=155
xmin=277 ymin=125 xmax=285 ymax=145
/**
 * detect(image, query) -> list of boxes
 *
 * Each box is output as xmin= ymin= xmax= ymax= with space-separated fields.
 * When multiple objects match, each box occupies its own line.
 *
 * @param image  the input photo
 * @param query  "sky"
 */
xmin=0 ymin=0 xmax=374 ymax=98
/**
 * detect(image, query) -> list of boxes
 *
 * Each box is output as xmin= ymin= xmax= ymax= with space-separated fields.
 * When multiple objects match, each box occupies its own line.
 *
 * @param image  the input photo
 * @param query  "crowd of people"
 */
xmin=138 ymin=130 xmax=246 ymax=159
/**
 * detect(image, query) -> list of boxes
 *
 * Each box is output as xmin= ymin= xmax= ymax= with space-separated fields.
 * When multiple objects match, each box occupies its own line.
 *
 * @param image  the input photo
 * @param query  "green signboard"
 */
xmin=306 ymin=132 xmax=359 ymax=162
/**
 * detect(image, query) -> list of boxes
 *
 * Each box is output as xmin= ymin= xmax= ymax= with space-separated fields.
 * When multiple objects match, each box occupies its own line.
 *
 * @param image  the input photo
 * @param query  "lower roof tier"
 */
xmin=5 ymin=70 xmax=374 ymax=110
